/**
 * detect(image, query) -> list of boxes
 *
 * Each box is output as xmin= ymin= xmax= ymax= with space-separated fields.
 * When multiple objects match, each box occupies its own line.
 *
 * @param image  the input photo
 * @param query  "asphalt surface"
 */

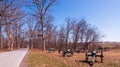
xmin=0 ymin=48 xmax=28 ymax=67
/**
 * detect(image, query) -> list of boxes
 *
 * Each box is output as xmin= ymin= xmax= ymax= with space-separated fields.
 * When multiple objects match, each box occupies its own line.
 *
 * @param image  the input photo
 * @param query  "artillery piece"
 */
xmin=63 ymin=48 xmax=104 ymax=65
xmin=85 ymin=50 xmax=104 ymax=64
xmin=63 ymin=49 xmax=74 ymax=57
xmin=62 ymin=49 xmax=85 ymax=57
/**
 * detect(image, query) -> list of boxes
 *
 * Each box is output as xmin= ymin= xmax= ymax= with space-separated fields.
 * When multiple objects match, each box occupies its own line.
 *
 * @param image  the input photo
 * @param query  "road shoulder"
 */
xmin=19 ymin=50 xmax=29 ymax=67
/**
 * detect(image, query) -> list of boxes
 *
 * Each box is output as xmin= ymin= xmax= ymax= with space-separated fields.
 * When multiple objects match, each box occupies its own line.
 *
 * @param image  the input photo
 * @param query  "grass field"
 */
xmin=29 ymin=49 xmax=120 ymax=67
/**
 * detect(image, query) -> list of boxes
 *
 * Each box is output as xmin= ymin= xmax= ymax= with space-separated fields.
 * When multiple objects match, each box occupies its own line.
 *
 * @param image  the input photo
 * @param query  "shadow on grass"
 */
xmin=75 ymin=60 xmax=101 ymax=67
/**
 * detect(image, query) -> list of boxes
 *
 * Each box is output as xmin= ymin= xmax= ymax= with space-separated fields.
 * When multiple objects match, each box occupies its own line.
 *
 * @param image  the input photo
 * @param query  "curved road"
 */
xmin=0 ymin=48 xmax=28 ymax=67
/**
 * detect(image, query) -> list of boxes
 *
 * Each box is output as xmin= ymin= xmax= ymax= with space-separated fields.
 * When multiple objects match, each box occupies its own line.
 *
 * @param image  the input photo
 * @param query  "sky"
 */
xmin=51 ymin=0 xmax=120 ymax=42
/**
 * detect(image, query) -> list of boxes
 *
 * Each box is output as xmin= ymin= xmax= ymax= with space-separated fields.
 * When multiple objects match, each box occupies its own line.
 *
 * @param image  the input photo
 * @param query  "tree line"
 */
xmin=0 ymin=0 xmax=101 ymax=51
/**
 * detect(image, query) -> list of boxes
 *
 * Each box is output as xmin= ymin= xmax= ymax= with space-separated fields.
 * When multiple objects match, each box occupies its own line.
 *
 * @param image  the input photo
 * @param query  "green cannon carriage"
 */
xmin=85 ymin=50 xmax=104 ymax=64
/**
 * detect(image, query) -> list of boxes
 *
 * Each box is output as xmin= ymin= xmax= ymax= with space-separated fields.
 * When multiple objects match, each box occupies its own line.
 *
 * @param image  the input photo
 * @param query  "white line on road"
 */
xmin=0 ymin=48 xmax=28 ymax=67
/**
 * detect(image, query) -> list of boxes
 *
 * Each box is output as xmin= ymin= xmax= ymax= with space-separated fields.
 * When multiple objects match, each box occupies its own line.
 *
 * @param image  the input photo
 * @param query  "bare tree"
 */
xmin=29 ymin=0 xmax=57 ymax=50
xmin=44 ymin=15 xmax=56 ymax=49
xmin=65 ymin=18 xmax=75 ymax=49
xmin=0 ymin=0 xmax=12 ymax=49
xmin=71 ymin=18 xmax=101 ymax=50
xmin=0 ymin=0 xmax=25 ymax=50
xmin=58 ymin=26 xmax=66 ymax=52
xmin=26 ymin=16 xmax=36 ymax=49
xmin=84 ymin=26 xmax=100 ymax=50
xmin=72 ymin=19 xmax=86 ymax=50
xmin=0 ymin=0 xmax=16 ymax=50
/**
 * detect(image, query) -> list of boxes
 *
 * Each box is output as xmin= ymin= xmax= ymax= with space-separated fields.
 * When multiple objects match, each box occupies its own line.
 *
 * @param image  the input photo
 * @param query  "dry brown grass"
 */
xmin=29 ymin=49 xmax=120 ymax=67
xmin=0 ymin=49 xmax=8 ymax=53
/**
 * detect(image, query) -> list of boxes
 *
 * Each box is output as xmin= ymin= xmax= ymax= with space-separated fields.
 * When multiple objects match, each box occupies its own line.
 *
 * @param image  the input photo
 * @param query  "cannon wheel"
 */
xmin=85 ymin=50 xmax=88 ymax=62
xmin=92 ymin=55 xmax=95 ymax=63
xmin=101 ymin=50 xmax=104 ymax=63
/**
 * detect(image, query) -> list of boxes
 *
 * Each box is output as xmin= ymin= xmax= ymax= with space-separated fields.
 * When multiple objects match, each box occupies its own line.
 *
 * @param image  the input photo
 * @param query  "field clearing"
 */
xmin=29 ymin=49 xmax=120 ymax=67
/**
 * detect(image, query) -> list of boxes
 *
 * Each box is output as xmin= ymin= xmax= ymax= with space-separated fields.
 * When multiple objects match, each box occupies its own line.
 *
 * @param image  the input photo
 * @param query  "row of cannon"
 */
xmin=48 ymin=47 xmax=104 ymax=66
xmin=63 ymin=49 xmax=104 ymax=65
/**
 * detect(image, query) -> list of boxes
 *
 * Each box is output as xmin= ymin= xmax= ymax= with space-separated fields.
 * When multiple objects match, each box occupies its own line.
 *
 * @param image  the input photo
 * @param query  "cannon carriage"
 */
xmin=85 ymin=50 xmax=104 ymax=63
xmin=62 ymin=48 xmax=104 ymax=65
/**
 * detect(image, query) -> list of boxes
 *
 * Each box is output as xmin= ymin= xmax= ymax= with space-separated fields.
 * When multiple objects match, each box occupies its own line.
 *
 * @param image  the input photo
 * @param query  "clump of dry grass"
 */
xmin=29 ymin=49 xmax=120 ymax=67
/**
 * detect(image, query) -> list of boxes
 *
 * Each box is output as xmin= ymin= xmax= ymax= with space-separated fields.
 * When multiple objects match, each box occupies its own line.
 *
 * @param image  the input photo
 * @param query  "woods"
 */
xmin=0 ymin=0 xmax=26 ymax=50
xmin=0 ymin=0 xmax=101 ymax=51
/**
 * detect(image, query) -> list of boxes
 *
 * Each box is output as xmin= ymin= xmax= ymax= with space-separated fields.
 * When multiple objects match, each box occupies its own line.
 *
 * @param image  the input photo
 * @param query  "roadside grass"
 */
xmin=0 ymin=49 xmax=10 ymax=53
xmin=29 ymin=50 xmax=71 ymax=67
xmin=29 ymin=49 xmax=120 ymax=67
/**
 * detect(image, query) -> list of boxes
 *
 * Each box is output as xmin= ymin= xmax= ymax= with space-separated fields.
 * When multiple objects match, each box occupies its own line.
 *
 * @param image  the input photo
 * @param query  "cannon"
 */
xmin=85 ymin=50 xmax=104 ymax=64
xmin=63 ymin=49 xmax=85 ymax=57
xmin=63 ymin=49 xmax=104 ymax=66
xmin=48 ymin=48 xmax=56 ymax=53
xmin=63 ymin=49 xmax=74 ymax=57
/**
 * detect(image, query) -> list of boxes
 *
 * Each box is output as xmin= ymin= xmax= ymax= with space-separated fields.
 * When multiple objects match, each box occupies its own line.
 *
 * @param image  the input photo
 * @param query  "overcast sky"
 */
xmin=52 ymin=0 xmax=120 ymax=42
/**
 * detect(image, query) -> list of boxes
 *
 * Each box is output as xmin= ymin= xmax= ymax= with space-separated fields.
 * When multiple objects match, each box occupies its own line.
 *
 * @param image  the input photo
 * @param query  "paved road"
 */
xmin=0 ymin=48 xmax=28 ymax=67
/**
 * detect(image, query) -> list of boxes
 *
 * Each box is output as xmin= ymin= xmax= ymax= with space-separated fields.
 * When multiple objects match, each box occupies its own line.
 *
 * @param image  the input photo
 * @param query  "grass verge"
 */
xmin=29 ymin=50 xmax=71 ymax=67
xmin=29 ymin=49 xmax=120 ymax=67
